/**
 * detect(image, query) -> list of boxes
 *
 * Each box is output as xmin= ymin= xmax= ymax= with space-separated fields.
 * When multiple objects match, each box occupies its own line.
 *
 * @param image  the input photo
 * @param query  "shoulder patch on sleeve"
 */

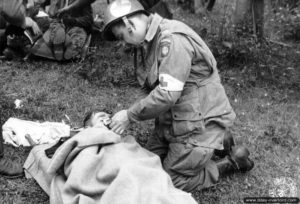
xmin=159 ymin=36 xmax=172 ymax=58
xmin=160 ymin=44 xmax=170 ymax=57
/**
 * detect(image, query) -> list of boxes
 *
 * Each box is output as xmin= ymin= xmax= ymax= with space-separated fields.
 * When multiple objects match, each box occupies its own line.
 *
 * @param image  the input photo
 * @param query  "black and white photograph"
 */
xmin=0 ymin=0 xmax=299 ymax=203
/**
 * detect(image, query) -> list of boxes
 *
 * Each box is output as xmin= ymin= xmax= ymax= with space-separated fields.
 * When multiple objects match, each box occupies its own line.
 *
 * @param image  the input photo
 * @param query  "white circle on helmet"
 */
xmin=110 ymin=0 xmax=132 ymax=18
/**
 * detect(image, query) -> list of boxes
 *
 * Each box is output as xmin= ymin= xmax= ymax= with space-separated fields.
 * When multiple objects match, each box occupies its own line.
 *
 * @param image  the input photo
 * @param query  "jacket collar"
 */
xmin=144 ymin=13 xmax=163 ymax=43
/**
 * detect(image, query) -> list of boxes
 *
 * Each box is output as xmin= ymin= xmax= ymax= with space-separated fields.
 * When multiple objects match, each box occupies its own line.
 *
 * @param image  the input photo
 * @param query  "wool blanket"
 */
xmin=24 ymin=127 xmax=197 ymax=204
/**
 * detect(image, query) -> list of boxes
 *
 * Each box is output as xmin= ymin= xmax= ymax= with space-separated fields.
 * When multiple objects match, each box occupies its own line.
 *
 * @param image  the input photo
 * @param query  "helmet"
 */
xmin=102 ymin=0 xmax=148 ymax=41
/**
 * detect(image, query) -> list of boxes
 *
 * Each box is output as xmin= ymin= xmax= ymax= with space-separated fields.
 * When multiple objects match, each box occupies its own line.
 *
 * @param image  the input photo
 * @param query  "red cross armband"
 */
xmin=159 ymin=74 xmax=184 ymax=91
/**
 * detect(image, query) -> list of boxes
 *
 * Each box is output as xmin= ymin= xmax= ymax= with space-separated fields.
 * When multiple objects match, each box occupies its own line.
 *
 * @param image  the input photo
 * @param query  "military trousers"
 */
xmin=146 ymin=120 xmax=224 ymax=192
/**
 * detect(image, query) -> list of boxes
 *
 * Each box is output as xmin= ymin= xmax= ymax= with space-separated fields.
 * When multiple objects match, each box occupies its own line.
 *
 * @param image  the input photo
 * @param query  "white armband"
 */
xmin=158 ymin=74 xmax=184 ymax=91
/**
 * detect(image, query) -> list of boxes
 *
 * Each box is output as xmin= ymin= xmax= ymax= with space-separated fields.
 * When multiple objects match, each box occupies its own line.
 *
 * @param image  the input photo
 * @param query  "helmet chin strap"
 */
xmin=122 ymin=16 xmax=145 ymax=46
xmin=122 ymin=16 xmax=133 ymax=33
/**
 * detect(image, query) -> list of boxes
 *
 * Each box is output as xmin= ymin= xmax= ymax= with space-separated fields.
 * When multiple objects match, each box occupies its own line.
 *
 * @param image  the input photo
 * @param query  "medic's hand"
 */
xmin=110 ymin=110 xmax=130 ymax=135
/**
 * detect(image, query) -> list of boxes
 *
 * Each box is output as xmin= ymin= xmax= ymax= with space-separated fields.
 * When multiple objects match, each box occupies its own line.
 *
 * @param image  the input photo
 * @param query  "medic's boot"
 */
xmin=214 ymin=131 xmax=235 ymax=158
xmin=0 ymin=156 xmax=24 ymax=179
xmin=216 ymin=146 xmax=254 ymax=176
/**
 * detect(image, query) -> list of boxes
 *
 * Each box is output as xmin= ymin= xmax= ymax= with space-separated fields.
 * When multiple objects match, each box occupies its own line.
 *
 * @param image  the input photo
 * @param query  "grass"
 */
xmin=1 ymin=1 xmax=300 ymax=203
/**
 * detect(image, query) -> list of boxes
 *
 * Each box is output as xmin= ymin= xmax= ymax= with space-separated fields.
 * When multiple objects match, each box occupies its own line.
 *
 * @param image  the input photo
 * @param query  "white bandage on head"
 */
xmin=158 ymin=74 xmax=184 ymax=91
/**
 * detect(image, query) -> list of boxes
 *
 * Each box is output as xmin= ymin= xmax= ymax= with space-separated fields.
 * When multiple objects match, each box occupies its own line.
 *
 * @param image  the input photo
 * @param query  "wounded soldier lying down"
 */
xmin=24 ymin=112 xmax=197 ymax=204
xmin=44 ymin=111 xmax=112 ymax=158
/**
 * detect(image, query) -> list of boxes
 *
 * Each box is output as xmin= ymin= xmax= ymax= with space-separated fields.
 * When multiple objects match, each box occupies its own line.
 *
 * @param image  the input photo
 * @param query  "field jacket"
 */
xmin=127 ymin=14 xmax=236 ymax=149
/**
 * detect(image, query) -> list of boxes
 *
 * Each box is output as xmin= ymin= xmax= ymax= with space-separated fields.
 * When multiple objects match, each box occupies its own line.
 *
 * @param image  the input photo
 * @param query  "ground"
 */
xmin=0 ymin=1 xmax=300 ymax=204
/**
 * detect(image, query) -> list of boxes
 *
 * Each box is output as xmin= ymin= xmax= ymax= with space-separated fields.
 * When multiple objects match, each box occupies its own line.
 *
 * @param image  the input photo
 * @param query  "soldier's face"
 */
xmin=87 ymin=112 xmax=111 ymax=128
xmin=112 ymin=17 xmax=147 ymax=46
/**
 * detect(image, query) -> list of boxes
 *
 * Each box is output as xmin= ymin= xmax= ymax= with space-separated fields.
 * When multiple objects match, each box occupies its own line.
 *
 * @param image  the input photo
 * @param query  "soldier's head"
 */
xmin=102 ymin=0 xmax=149 ymax=45
xmin=83 ymin=111 xmax=111 ymax=128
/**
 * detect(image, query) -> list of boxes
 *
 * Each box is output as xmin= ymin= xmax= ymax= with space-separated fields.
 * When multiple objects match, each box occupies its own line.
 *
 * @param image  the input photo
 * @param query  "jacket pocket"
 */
xmin=199 ymin=82 xmax=236 ymax=127
xmin=170 ymin=96 xmax=204 ymax=136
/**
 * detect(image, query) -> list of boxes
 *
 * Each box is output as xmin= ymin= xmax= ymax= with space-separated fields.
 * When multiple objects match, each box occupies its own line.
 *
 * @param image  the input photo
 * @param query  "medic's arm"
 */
xmin=127 ymin=34 xmax=194 ymax=121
